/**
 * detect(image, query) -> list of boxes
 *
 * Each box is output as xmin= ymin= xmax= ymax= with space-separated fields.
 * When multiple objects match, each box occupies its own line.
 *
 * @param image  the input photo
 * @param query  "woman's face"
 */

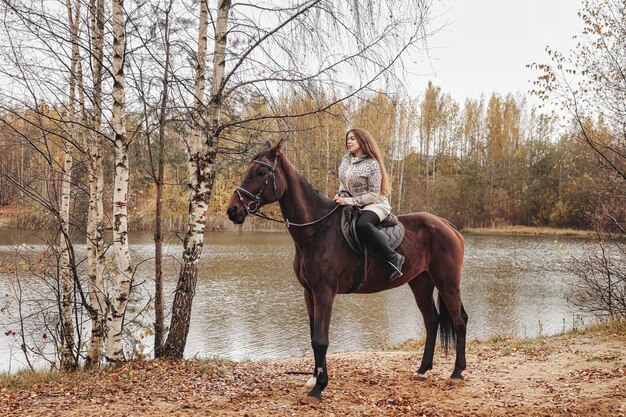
xmin=346 ymin=132 xmax=363 ymax=156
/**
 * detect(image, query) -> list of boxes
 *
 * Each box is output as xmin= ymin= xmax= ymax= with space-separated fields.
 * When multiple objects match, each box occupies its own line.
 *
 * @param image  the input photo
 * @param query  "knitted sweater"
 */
xmin=338 ymin=153 xmax=391 ymax=221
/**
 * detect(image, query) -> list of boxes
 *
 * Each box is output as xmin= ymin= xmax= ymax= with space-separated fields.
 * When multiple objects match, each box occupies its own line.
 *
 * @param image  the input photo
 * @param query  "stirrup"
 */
xmin=387 ymin=254 xmax=405 ymax=281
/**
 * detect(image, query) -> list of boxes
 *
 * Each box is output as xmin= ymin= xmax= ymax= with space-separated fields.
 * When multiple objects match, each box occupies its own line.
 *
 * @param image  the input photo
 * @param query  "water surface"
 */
xmin=0 ymin=229 xmax=588 ymax=372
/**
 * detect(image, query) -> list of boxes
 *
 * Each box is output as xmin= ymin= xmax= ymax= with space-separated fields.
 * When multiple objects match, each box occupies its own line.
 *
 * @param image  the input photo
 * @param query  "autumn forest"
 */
xmin=1 ymin=84 xmax=619 ymax=231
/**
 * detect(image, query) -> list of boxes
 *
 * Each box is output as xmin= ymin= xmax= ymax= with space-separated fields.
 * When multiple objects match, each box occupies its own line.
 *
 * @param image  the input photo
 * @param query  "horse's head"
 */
xmin=227 ymin=140 xmax=286 ymax=224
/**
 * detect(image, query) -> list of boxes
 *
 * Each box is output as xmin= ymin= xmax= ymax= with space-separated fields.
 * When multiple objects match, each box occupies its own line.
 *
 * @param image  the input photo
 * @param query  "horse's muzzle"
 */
xmin=227 ymin=195 xmax=247 ymax=224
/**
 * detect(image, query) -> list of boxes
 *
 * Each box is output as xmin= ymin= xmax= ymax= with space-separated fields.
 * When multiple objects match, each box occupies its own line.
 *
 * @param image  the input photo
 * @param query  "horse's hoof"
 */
xmin=448 ymin=376 xmax=464 ymax=385
xmin=415 ymin=372 xmax=428 ymax=381
xmin=450 ymin=371 xmax=464 ymax=380
xmin=301 ymin=395 xmax=321 ymax=405
xmin=304 ymin=376 xmax=317 ymax=389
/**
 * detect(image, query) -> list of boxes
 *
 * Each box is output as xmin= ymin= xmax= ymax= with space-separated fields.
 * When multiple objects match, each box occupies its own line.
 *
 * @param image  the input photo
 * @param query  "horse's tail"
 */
xmin=438 ymin=293 xmax=455 ymax=352
xmin=438 ymin=294 xmax=468 ymax=353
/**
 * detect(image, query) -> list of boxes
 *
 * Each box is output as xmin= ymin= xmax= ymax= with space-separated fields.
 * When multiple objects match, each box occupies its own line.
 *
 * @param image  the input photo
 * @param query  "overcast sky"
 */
xmin=408 ymin=0 xmax=584 ymax=103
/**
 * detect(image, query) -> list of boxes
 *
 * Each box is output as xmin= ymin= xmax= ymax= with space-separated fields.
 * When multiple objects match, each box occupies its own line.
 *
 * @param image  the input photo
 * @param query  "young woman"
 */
xmin=334 ymin=128 xmax=404 ymax=281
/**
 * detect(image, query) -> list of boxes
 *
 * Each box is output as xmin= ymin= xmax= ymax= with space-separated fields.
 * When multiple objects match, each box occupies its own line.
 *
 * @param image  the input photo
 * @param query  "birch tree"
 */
xmin=106 ymin=0 xmax=132 ymax=363
xmin=57 ymin=0 xmax=86 ymax=371
xmin=85 ymin=0 xmax=107 ymax=369
xmin=59 ymin=142 xmax=76 ymax=371
xmin=394 ymin=98 xmax=419 ymax=213
xmin=0 ymin=0 xmax=99 ymax=369
xmin=161 ymin=0 xmax=225 ymax=358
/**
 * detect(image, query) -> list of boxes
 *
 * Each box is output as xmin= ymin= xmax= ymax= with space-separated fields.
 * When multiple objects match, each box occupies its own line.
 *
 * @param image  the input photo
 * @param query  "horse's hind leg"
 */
xmin=438 ymin=289 xmax=468 ymax=380
xmin=429 ymin=228 xmax=467 ymax=380
xmin=408 ymin=274 xmax=438 ymax=378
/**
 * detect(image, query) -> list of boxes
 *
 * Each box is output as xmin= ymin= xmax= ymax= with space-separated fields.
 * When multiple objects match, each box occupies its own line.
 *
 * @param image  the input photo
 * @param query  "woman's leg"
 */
xmin=355 ymin=210 xmax=404 ymax=281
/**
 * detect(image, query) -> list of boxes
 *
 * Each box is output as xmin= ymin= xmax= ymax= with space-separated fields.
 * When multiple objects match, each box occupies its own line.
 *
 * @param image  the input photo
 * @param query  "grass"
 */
xmin=0 ymin=356 xmax=241 ymax=392
xmin=382 ymin=337 xmax=426 ymax=352
xmin=189 ymin=356 xmax=237 ymax=377
xmin=568 ymin=317 xmax=626 ymax=335
xmin=0 ymin=368 xmax=83 ymax=391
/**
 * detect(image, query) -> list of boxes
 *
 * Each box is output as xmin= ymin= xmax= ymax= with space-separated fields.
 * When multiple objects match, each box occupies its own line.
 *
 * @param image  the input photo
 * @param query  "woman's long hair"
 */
xmin=346 ymin=128 xmax=391 ymax=196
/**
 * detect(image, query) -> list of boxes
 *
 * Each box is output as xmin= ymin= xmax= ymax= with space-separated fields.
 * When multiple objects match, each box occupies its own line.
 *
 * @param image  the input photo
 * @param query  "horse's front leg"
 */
xmin=306 ymin=286 xmax=335 ymax=403
xmin=303 ymin=288 xmax=317 ymax=389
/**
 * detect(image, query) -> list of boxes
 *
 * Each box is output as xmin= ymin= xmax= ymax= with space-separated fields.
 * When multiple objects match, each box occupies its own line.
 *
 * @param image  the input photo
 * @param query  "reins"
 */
xmin=235 ymin=157 xmax=341 ymax=228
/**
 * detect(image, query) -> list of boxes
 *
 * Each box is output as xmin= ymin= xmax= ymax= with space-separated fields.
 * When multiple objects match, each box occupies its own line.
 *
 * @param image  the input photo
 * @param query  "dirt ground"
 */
xmin=1 ymin=329 xmax=624 ymax=417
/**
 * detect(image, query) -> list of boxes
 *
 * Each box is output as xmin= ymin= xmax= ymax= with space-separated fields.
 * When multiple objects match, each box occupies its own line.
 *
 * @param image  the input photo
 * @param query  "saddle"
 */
xmin=340 ymin=206 xmax=405 ymax=255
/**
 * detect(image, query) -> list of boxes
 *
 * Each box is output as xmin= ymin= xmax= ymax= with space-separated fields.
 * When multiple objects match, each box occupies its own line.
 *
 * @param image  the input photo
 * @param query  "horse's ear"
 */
xmin=262 ymin=141 xmax=271 ymax=151
xmin=269 ymin=139 xmax=283 ymax=157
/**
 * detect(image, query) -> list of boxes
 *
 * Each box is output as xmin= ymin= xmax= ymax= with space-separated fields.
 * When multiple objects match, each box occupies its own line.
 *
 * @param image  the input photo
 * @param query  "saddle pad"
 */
xmin=340 ymin=207 xmax=405 ymax=255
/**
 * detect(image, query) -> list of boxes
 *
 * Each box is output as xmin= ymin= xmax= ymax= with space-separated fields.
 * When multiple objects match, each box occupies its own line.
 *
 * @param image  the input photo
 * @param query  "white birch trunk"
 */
xmin=106 ymin=0 xmax=132 ymax=363
xmin=59 ymin=147 xmax=75 ymax=370
xmin=86 ymin=132 xmax=106 ymax=366
xmin=162 ymin=0 xmax=230 ymax=358
xmin=58 ymin=0 xmax=83 ymax=371
xmin=85 ymin=0 xmax=107 ymax=369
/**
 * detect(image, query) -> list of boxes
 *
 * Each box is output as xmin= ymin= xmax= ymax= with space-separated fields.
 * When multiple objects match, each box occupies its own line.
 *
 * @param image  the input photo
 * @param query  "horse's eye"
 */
xmin=257 ymin=170 xmax=267 ymax=176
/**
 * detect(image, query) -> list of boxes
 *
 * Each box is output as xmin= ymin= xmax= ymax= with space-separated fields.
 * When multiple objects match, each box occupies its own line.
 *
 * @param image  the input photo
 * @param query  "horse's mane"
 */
xmin=255 ymin=150 xmax=334 ymax=203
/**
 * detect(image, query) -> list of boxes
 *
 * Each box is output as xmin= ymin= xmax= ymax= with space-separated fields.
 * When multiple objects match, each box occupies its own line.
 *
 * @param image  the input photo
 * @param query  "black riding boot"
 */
xmin=385 ymin=251 xmax=405 ymax=281
xmin=356 ymin=216 xmax=405 ymax=281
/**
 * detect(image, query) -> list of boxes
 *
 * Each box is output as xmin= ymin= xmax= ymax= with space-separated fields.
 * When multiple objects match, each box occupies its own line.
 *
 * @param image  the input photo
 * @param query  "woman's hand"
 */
xmin=334 ymin=194 xmax=349 ymax=206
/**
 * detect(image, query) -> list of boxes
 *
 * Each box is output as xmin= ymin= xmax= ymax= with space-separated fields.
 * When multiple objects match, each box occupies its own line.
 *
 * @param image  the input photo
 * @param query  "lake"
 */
xmin=0 ymin=229 xmax=589 ymax=373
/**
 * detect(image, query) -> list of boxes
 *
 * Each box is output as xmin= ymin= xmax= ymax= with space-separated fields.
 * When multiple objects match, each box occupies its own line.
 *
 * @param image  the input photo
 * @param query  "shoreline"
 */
xmin=462 ymin=225 xmax=596 ymax=237
xmin=0 ymin=219 xmax=598 ymax=237
xmin=1 ymin=322 xmax=624 ymax=416
xmin=2 ymin=321 xmax=622 ymax=380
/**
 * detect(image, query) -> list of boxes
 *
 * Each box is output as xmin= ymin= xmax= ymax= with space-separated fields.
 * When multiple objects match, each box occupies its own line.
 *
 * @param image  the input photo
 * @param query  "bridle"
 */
xmin=235 ymin=158 xmax=278 ymax=216
xmin=234 ymin=156 xmax=340 ymax=227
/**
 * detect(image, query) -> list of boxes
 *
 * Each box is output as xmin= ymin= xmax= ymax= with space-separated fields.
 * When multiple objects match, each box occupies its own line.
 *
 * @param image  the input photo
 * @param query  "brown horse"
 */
xmin=227 ymin=140 xmax=467 ymax=403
